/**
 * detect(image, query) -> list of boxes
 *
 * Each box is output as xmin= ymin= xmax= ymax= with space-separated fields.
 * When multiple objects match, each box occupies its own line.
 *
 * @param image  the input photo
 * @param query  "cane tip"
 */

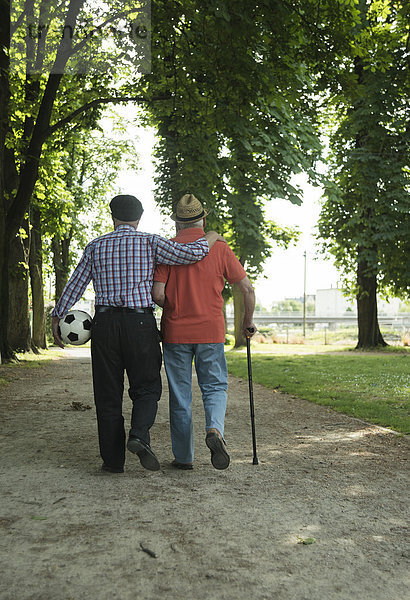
xmin=253 ymin=457 xmax=259 ymax=465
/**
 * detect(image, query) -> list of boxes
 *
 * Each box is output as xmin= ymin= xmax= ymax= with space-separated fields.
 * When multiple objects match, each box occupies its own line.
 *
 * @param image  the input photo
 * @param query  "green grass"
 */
xmin=226 ymin=349 xmax=410 ymax=434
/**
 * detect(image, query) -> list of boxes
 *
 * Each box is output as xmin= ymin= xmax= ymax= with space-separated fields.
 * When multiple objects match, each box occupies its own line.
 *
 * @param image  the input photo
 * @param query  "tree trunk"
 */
xmin=0 ymin=226 xmax=11 ymax=361
xmin=352 ymin=54 xmax=386 ymax=349
xmin=52 ymin=235 xmax=71 ymax=302
xmin=0 ymin=1 xmax=84 ymax=362
xmin=29 ymin=206 xmax=46 ymax=349
xmin=356 ymin=256 xmax=387 ymax=348
xmin=8 ymin=225 xmax=31 ymax=352
xmin=0 ymin=0 xmax=12 ymax=362
xmin=233 ymin=283 xmax=246 ymax=348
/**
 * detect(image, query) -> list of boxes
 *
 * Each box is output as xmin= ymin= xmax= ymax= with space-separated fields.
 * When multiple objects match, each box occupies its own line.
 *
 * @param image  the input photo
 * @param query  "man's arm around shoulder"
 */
xmin=154 ymin=231 xmax=226 ymax=266
xmin=204 ymin=231 xmax=227 ymax=248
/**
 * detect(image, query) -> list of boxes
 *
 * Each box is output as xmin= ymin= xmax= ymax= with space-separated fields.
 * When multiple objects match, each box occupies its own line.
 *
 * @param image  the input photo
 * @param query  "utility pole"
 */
xmin=303 ymin=251 xmax=307 ymax=338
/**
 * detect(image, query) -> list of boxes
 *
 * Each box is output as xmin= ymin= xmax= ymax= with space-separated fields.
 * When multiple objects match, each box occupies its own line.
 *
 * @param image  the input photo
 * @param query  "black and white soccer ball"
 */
xmin=59 ymin=310 xmax=92 ymax=345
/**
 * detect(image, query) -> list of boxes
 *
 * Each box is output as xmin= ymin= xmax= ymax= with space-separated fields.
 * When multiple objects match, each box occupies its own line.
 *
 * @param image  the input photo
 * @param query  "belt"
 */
xmin=95 ymin=306 xmax=153 ymax=314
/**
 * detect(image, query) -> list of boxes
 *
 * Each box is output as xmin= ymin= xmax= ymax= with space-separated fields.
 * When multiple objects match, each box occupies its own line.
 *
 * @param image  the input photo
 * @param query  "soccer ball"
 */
xmin=59 ymin=310 xmax=92 ymax=345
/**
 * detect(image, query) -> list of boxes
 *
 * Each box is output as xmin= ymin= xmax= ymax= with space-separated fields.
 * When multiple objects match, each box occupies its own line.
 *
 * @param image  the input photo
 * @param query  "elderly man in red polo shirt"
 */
xmin=152 ymin=194 xmax=256 ymax=470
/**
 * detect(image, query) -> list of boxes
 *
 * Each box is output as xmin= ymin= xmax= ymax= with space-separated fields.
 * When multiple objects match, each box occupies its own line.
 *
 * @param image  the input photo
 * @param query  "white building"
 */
xmin=315 ymin=288 xmax=402 ymax=317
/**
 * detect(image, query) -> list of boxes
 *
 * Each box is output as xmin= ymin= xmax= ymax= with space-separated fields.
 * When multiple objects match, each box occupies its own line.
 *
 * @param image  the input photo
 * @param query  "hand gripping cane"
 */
xmin=246 ymin=328 xmax=259 ymax=465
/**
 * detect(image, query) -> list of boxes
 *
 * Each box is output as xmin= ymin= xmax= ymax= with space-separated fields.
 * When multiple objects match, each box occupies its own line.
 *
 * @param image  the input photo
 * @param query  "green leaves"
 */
xmin=318 ymin=1 xmax=410 ymax=302
xmin=144 ymin=0 xmax=324 ymax=279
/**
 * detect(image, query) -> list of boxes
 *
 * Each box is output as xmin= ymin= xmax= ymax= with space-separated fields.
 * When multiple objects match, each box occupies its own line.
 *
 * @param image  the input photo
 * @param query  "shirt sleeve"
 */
xmin=223 ymin=246 xmax=247 ymax=284
xmin=51 ymin=247 xmax=93 ymax=318
xmin=153 ymin=263 xmax=170 ymax=283
xmin=152 ymin=235 xmax=209 ymax=265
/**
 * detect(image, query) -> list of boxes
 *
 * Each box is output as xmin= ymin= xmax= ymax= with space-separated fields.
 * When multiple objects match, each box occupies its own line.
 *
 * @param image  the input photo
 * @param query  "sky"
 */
xmin=112 ymin=123 xmax=340 ymax=308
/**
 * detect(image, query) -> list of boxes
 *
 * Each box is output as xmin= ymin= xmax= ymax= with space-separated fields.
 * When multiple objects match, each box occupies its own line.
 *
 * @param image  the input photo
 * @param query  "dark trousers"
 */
xmin=91 ymin=311 xmax=162 ymax=469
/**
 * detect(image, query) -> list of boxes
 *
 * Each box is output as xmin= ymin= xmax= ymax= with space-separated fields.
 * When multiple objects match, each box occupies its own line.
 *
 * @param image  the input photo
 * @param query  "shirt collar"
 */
xmin=175 ymin=227 xmax=205 ymax=241
xmin=114 ymin=224 xmax=137 ymax=232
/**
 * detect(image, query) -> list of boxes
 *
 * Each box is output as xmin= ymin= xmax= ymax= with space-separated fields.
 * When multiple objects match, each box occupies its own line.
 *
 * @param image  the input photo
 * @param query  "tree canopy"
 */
xmin=0 ymin=0 xmax=154 ymax=359
xmin=317 ymin=0 xmax=410 ymax=346
xmin=142 ymin=0 xmax=325 ymax=274
xmin=0 ymin=0 xmax=408 ymax=358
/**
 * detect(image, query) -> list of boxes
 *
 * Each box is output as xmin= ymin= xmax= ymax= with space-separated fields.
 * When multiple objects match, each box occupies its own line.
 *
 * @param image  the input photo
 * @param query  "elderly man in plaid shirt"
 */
xmin=52 ymin=195 xmax=225 ymax=474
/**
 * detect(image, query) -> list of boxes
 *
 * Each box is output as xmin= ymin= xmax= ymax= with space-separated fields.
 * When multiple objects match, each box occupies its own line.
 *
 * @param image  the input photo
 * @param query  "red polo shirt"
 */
xmin=154 ymin=228 xmax=246 ymax=343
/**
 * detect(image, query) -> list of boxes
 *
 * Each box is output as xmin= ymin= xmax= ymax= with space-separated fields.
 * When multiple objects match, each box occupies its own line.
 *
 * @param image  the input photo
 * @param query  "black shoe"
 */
xmin=101 ymin=464 xmax=124 ymax=473
xmin=205 ymin=431 xmax=230 ymax=470
xmin=171 ymin=459 xmax=194 ymax=471
xmin=127 ymin=437 xmax=160 ymax=471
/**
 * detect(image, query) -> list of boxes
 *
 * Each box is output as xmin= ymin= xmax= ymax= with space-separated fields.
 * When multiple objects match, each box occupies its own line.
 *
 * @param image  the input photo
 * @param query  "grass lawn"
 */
xmin=225 ymin=347 xmax=410 ymax=434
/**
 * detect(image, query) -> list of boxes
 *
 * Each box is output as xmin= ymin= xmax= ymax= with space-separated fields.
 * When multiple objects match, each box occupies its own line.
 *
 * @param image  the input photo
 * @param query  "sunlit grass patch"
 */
xmin=242 ymin=342 xmax=354 ymax=355
xmin=14 ymin=349 xmax=60 ymax=366
xmin=0 ymin=348 xmax=65 ymax=371
xmin=226 ymin=350 xmax=410 ymax=434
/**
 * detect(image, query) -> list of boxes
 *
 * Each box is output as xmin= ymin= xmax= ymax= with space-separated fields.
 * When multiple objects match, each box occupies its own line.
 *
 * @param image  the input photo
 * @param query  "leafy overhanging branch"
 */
xmin=47 ymin=94 xmax=172 ymax=136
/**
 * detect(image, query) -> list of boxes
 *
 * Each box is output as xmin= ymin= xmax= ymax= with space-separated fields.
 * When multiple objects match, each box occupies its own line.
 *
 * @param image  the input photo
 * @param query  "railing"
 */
xmin=224 ymin=314 xmax=410 ymax=327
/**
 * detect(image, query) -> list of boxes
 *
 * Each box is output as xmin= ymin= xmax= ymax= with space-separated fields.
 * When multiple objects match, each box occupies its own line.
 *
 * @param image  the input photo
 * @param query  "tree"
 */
xmin=318 ymin=0 xmax=410 ymax=348
xmin=0 ymin=0 xmax=158 ymax=361
xmin=29 ymin=203 xmax=46 ymax=349
xmin=143 ymin=0 xmax=321 ymax=344
xmin=49 ymin=125 xmax=135 ymax=295
xmin=23 ymin=116 xmax=136 ymax=350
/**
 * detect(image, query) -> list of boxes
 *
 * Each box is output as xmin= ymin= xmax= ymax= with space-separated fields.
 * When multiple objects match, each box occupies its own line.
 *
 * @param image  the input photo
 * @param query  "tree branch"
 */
xmin=10 ymin=9 xmax=26 ymax=37
xmin=47 ymin=94 xmax=172 ymax=136
xmin=69 ymin=10 xmax=135 ymax=57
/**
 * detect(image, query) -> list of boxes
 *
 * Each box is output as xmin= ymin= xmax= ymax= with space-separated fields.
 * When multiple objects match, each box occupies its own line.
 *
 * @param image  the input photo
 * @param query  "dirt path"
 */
xmin=0 ymin=347 xmax=408 ymax=600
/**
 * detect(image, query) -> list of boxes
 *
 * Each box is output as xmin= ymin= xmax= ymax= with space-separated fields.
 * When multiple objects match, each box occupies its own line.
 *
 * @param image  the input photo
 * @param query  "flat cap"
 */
xmin=110 ymin=195 xmax=144 ymax=221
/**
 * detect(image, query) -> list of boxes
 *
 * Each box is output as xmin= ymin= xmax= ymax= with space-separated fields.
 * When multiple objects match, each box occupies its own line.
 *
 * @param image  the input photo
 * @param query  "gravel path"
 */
xmin=0 ymin=347 xmax=408 ymax=600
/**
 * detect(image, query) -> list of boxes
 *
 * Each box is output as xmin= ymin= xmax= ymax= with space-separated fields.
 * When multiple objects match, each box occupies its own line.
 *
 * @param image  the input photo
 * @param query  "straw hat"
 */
xmin=171 ymin=193 xmax=209 ymax=223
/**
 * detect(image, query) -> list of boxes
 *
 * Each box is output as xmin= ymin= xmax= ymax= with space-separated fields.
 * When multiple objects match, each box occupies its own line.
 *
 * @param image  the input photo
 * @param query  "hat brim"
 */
xmin=171 ymin=208 xmax=209 ymax=222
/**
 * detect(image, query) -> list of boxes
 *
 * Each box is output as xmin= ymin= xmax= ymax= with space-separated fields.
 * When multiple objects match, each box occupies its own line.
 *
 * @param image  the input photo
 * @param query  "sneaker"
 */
xmin=205 ymin=431 xmax=230 ymax=470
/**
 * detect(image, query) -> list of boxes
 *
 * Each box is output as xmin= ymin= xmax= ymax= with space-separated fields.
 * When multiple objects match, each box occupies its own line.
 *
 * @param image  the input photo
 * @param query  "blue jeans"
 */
xmin=163 ymin=343 xmax=228 ymax=464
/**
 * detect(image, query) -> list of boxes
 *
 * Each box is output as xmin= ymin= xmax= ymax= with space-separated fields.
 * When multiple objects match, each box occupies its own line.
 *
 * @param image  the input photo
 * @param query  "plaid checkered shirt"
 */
xmin=52 ymin=225 xmax=209 ymax=317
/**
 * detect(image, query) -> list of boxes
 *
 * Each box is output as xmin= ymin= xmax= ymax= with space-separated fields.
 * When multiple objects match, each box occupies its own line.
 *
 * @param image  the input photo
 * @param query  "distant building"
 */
xmin=316 ymin=288 xmax=402 ymax=317
xmin=315 ymin=288 xmax=353 ymax=317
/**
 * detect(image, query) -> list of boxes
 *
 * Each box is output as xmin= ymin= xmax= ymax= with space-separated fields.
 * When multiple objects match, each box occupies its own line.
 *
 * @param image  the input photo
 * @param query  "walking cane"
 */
xmin=246 ymin=328 xmax=258 ymax=465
